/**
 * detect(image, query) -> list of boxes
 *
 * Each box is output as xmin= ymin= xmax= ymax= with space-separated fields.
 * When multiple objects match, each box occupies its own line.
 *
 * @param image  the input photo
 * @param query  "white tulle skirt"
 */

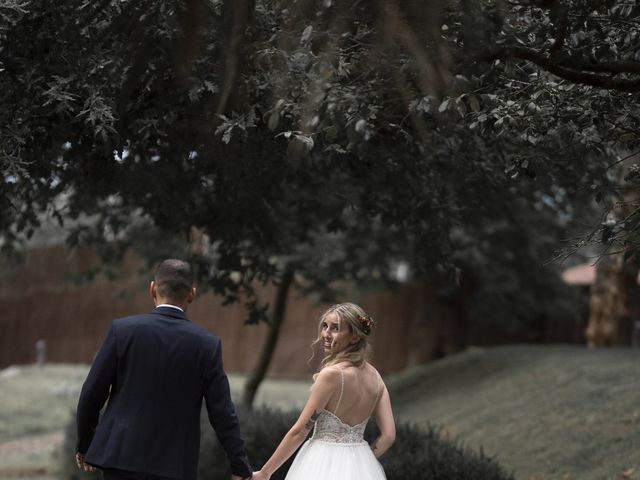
xmin=285 ymin=439 xmax=387 ymax=480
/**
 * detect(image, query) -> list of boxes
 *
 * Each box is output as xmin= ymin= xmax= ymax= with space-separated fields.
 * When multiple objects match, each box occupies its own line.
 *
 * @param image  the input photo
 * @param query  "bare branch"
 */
xmin=560 ymin=59 xmax=640 ymax=75
xmin=480 ymin=46 xmax=640 ymax=92
xmin=606 ymin=150 xmax=640 ymax=171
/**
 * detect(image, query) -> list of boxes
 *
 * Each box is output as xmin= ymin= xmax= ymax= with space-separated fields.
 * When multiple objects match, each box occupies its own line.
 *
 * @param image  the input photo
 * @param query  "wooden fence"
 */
xmin=0 ymin=246 xmax=469 ymax=376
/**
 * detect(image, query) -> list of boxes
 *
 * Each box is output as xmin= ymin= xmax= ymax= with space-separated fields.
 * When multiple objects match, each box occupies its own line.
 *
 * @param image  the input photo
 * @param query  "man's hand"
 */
xmin=75 ymin=452 xmax=97 ymax=473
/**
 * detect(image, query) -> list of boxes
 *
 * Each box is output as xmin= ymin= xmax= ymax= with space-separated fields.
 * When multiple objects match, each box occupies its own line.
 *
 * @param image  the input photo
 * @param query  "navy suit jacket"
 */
xmin=76 ymin=306 xmax=252 ymax=480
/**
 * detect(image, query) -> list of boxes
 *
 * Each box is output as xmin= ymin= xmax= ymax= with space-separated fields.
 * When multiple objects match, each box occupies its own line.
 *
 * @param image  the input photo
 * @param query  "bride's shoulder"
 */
xmin=313 ymin=365 xmax=343 ymax=384
xmin=364 ymin=362 xmax=383 ymax=379
xmin=318 ymin=365 xmax=343 ymax=376
xmin=310 ymin=367 xmax=342 ymax=393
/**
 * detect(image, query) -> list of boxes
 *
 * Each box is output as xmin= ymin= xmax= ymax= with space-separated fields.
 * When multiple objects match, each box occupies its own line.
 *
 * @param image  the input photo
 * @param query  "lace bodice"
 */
xmin=311 ymin=410 xmax=368 ymax=444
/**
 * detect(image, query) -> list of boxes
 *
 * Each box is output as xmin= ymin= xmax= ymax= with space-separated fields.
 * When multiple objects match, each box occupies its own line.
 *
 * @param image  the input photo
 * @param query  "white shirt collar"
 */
xmin=156 ymin=304 xmax=184 ymax=312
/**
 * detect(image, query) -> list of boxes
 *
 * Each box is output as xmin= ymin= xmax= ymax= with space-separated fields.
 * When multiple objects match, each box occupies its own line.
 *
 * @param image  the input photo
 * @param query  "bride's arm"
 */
xmin=253 ymin=368 xmax=340 ymax=480
xmin=371 ymin=385 xmax=396 ymax=458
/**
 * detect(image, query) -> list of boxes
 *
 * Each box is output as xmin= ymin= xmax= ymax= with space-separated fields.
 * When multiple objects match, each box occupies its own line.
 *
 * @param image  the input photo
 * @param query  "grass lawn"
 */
xmin=387 ymin=345 xmax=640 ymax=480
xmin=0 ymin=364 xmax=88 ymax=442
xmin=0 ymin=364 xmax=88 ymax=480
xmin=1 ymin=345 xmax=639 ymax=479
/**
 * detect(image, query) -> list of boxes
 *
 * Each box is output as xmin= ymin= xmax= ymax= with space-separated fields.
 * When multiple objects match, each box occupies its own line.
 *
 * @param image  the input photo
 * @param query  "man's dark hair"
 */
xmin=154 ymin=259 xmax=194 ymax=302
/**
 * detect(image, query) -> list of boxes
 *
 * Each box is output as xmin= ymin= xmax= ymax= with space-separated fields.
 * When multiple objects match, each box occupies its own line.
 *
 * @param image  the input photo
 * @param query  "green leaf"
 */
xmin=301 ymin=25 xmax=313 ymax=43
xmin=294 ymin=134 xmax=314 ymax=151
xmin=268 ymin=112 xmax=279 ymax=131
xmin=222 ymin=127 xmax=233 ymax=144
xmin=468 ymin=94 xmax=481 ymax=113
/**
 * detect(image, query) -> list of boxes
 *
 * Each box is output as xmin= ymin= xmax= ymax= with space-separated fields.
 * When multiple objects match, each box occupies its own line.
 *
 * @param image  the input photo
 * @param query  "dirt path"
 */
xmin=0 ymin=431 xmax=64 ymax=457
xmin=0 ymin=431 xmax=64 ymax=478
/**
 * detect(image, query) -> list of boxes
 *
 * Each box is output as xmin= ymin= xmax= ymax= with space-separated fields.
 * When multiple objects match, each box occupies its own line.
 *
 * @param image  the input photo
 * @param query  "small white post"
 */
xmin=35 ymin=339 xmax=47 ymax=367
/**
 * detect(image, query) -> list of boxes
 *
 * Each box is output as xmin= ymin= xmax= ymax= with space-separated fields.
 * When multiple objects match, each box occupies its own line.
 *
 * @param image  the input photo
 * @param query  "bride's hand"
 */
xmin=252 ymin=470 xmax=269 ymax=480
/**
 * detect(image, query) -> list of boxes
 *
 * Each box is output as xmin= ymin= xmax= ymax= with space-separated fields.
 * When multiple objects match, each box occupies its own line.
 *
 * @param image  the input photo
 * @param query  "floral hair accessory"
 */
xmin=358 ymin=314 xmax=375 ymax=335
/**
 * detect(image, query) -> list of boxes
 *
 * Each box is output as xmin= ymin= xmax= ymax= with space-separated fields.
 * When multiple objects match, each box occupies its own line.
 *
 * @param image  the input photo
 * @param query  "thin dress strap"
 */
xmin=333 ymin=368 xmax=345 ymax=416
xmin=368 ymin=372 xmax=383 ymax=417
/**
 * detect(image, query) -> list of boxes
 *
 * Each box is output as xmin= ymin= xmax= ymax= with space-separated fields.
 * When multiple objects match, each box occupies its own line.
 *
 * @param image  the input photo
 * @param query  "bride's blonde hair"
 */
xmin=311 ymin=302 xmax=374 ymax=370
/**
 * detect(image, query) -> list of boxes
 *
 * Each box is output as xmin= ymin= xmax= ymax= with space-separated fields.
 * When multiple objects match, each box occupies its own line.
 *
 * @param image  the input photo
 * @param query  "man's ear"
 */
xmin=186 ymin=287 xmax=196 ymax=304
xmin=149 ymin=281 xmax=157 ymax=300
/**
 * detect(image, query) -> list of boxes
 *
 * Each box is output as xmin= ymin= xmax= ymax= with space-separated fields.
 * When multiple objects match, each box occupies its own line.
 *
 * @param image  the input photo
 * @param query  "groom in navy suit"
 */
xmin=76 ymin=259 xmax=253 ymax=480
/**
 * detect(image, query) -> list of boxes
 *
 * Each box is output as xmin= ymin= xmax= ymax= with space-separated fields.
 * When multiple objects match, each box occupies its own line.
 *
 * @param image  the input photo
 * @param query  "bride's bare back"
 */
xmin=323 ymin=362 xmax=382 ymax=427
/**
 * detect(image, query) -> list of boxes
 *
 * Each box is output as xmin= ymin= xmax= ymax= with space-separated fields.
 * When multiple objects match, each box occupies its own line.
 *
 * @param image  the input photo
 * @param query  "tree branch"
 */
xmin=548 ymin=1 xmax=569 ymax=57
xmin=481 ymin=46 xmax=640 ymax=92
xmin=560 ymin=59 xmax=640 ymax=75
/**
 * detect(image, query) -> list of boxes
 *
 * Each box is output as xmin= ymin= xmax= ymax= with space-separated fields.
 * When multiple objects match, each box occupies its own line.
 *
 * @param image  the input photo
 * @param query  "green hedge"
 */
xmin=59 ymin=409 xmax=89 ymax=480
xmin=61 ymin=405 xmax=513 ymax=480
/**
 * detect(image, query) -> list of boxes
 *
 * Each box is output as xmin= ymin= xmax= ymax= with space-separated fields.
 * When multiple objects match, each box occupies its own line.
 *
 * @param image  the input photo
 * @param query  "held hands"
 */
xmin=75 ymin=452 xmax=97 ymax=473
xmin=230 ymin=470 xmax=269 ymax=480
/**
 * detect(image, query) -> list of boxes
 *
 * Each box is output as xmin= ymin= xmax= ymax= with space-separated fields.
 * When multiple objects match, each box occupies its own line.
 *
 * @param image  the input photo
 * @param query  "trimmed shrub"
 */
xmin=201 ymin=405 xmax=514 ymax=479
xmin=59 ymin=409 xmax=93 ymax=480
xmin=58 ymin=406 xmax=300 ymax=480
xmin=370 ymin=422 xmax=514 ymax=480
xmin=61 ymin=405 xmax=513 ymax=480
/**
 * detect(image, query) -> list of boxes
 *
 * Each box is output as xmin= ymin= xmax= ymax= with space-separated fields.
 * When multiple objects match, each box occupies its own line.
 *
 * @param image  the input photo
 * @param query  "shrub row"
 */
xmin=61 ymin=405 xmax=513 ymax=480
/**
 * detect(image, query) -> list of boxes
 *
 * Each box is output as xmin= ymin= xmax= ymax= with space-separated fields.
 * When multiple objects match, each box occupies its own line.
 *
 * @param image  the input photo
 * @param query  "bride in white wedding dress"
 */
xmin=252 ymin=303 xmax=396 ymax=480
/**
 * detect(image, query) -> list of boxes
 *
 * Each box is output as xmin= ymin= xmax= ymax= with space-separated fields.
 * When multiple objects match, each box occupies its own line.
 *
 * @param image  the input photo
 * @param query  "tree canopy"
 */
xmin=1 ymin=0 xmax=638 ymax=328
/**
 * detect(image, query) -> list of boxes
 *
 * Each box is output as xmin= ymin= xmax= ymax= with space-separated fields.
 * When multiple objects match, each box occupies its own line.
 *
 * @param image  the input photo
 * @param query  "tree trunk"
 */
xmin=242 ymin=264 xmax=295 ymax=409
xmin=585 ymin=252 xmax=630 ymax=346
xmin=216 ymin=0 xmax=256 ymax=115
xmin=585 ymin=194 xmax=640 ymax=346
